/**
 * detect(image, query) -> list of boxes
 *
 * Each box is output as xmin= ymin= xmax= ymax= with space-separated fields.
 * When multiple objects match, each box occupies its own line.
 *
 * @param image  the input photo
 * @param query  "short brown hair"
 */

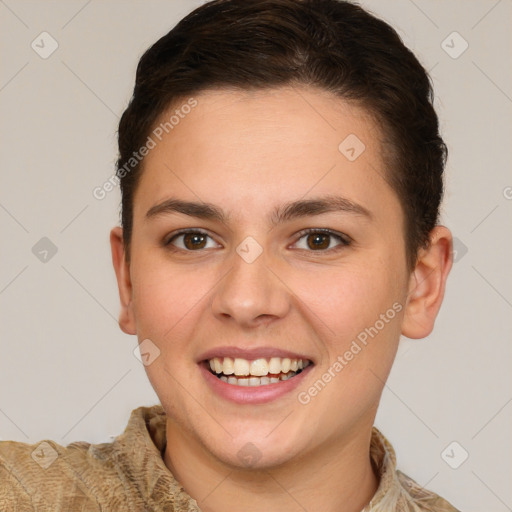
xmin=117 ymin=0 xmax=446 ymax=269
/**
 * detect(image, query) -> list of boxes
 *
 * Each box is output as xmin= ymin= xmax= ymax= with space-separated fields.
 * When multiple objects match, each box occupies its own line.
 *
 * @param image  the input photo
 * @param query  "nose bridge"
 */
xmin=211 ymin=243 xmax=290 ymax=326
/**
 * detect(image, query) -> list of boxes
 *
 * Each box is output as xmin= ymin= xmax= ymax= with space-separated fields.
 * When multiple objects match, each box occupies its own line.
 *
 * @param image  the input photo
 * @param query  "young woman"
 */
xmin=1 ymin=1 xmax=458 ymax=510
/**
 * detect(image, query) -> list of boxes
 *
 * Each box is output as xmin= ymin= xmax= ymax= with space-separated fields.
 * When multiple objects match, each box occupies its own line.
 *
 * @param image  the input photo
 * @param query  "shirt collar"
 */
xmin=114 ymin=405 xmax=416 ymax=511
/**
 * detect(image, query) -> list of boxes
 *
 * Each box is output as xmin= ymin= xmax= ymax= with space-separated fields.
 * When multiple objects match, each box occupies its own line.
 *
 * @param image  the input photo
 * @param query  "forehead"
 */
xmin=133 ymin=86 xmax=399 ymax=222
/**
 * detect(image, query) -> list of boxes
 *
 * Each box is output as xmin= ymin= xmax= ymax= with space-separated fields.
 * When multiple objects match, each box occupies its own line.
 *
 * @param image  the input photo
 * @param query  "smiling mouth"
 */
xmin=206 ymin=356 xmax=312 ymax=387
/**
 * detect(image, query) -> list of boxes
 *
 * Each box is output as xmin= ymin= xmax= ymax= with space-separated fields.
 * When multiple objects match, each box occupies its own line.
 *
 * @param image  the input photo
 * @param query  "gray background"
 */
xmin=1 ymin=1 xmax=511 ymax=510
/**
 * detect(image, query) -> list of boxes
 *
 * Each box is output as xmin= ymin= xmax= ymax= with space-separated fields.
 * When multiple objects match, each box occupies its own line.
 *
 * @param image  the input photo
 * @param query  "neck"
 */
xmin=163 ymin=422 xmax=379 ymax=512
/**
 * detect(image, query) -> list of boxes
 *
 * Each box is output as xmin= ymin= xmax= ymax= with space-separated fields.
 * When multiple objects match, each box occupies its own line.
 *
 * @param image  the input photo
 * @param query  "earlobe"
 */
xmin=401 ymin=226 xmax=453 ymax=339
xmin=110 ymin=227 xmax=137 ymax=335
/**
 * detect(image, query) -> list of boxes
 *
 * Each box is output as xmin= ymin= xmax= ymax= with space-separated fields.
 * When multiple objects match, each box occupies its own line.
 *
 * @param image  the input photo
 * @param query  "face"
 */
xmin=112 ymin=87 xmax=440 ymax=470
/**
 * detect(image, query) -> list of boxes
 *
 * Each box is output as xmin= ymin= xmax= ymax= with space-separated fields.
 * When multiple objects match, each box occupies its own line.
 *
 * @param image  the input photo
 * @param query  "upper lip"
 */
xmin=196 ymin=346 xmax=314 ymax=363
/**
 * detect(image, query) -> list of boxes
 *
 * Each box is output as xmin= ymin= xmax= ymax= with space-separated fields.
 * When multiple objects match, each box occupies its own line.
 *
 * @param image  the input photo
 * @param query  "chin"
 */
xmin=205 ymin=430 xmax=306 ymax=471
xmin=217 ymin=446 xmax=298 ymax=471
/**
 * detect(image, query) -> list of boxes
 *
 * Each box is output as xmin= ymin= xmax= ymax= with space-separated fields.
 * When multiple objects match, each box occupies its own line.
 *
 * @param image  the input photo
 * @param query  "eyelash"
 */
xmin=165 ymin=229 xmax=218 ymax=251
xmin=294 ymin=228 xmax=351 ymax=251
xmin=164 ymin=228 xmax=351 ymax=253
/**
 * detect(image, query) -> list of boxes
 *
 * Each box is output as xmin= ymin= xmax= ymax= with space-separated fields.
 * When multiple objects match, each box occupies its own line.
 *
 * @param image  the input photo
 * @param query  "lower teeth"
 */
xmin=216 ymin=370 xmax=301 ymax=387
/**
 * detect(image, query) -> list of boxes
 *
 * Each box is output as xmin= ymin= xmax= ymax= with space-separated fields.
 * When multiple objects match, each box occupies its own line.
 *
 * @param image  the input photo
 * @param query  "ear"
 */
xmin=110 ymin=227 xmax=137 ymax=335
xmin=401 ymin=226 xmax=453 ymax=339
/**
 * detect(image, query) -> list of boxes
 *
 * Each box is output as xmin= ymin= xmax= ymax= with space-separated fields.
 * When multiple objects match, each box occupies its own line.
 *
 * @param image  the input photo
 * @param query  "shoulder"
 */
xmin=0 ymin=405 xmax=173 ymax=512
xmin=368 ymin=427 xmax=460 ymax=512
xmin=0 ymin=436 xmax=117 ymax=511
xmin=396 ymin=470 xmax=461 ymax=512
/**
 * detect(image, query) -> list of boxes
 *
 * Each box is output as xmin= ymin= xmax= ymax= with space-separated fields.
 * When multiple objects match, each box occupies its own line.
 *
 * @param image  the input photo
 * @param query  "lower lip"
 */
xmin=200 ymin=362 xmax=313 ymax=405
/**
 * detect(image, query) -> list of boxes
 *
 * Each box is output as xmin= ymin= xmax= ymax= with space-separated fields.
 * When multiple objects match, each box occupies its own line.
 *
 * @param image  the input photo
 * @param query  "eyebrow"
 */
xmin=145 ymin=195 xmax=372 ymax=225
xmin=270 ymin=195 xmax=372 ymax=225
xmin=146 ymin=199 xmax=227 ymax=223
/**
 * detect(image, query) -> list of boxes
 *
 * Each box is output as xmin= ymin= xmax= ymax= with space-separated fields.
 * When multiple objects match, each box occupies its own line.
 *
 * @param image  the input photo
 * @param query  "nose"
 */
xmin=210 ymin=247 xmax=290 ymax=328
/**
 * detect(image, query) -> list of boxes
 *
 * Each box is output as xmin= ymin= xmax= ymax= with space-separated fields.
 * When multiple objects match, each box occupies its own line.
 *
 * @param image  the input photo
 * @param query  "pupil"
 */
xmin=308 ymin=233 xmax=329 ymax=250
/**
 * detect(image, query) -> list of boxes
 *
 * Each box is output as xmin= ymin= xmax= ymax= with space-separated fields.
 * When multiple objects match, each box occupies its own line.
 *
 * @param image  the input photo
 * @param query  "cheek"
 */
xmin=291 ymin=265 xmax=405 ymax=418
xmin=129 ymin=260 xmax=211 ymax=404
xmin=129 ymin=256 xmax=214 ymax=343
xmin=291 ymin=262 xmax=403 ymax=344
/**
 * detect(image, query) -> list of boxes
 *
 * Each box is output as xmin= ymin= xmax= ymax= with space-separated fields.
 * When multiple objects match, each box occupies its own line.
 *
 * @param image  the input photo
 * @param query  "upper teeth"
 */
xmin=208 ymin=357 xmax=310 ymax=376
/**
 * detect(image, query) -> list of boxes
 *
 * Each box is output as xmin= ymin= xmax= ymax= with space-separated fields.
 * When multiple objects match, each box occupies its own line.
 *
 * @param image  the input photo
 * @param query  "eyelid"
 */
xmin=291 ymin=228 xmax=352 ymax=250
xmin=164 ymin=228 xmax=221 ymax=248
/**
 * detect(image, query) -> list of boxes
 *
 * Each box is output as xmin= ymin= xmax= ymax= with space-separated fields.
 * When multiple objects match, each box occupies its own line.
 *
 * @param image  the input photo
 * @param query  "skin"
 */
xmin=111 ymin=86 xmax=452 ymax=512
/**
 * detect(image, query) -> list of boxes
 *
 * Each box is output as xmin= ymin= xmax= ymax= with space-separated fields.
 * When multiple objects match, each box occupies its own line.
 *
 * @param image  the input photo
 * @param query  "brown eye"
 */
xmin=294 ymin=229 xmax=350 ymax=251
xmin=183 ymin=233 xmax=207 ymax=250
xmin=306 ymin=233 xmax=330 ymax=250
xmin=167 ymin=230 xmax=218 ymax=251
